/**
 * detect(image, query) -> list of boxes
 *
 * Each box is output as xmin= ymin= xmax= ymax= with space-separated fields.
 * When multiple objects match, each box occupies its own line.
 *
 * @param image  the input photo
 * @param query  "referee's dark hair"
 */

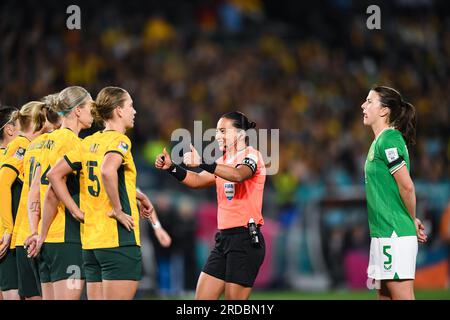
xmin=221 ymin=111 xmax=256 ymax=131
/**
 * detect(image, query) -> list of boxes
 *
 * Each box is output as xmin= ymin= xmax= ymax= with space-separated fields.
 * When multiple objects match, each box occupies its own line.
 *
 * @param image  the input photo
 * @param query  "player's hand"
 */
xmin=155 ymin=228 xmax=172 ymax=248
xmin=183 ymin=144 xmax=201 ymax=168
xmin=155 ymin=148 xmax=172 ymax=170
xmin=138 ymin=195 xmax=155 ymax=223
xmin=415 ymin=218 xmax=427 ymax=243
xmin=0 ymin=233 xmax=12 ymax=259
xmin=108 ymin=209 xmax=135 ymax=232
xmin=25 ymin=234 xmax=44 ymax=258
xmin=70 ymin=209 xmax=85 ymax=223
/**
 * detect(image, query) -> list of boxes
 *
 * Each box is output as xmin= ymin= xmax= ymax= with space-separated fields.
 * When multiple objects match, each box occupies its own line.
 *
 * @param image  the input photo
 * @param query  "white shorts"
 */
xmin=367 ymin=236 xmax=418 ymax=280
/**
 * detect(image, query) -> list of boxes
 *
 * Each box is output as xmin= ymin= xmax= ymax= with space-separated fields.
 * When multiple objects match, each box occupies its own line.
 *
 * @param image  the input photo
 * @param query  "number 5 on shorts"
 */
xmin=383 ymin=245 xmax=392 ymax=271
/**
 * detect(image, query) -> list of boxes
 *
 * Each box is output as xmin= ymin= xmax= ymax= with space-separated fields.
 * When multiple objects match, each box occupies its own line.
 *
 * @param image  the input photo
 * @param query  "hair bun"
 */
xmin=249 ymin=121 xmax=256 ymax=129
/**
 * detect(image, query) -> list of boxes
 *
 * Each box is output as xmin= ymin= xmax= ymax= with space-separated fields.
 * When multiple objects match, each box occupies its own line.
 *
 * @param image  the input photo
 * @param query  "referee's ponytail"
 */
xmin=221 ymin=111 xmax=256 ymax=131
xmin=372 ymin=85 xmax=417 ymax=146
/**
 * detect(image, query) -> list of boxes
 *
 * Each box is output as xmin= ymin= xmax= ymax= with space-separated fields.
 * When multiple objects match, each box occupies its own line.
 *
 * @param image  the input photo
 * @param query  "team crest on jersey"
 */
xmin=385 ymin=148 xmax=399 ymax=163
xmin=14 ymin=147 xmax=25 ymax=160
xmin=118 ymin=141 xmax=129 ymax=154
xmin=368 ymin=148 xmax=374 ymax=161
xmin=224 ymin=183 xmax=235 ymax=200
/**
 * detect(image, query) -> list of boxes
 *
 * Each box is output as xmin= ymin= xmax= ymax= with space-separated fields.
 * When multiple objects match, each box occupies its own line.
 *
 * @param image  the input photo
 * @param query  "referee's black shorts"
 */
xmin=202 ymin=226 xmax=265 ymax=288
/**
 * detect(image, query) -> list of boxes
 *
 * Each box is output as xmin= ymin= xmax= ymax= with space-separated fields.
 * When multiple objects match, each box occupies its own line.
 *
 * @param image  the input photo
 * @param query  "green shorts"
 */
xmin=16 ymin=246 xmax=41 ymax=297
xmin=39 ymin=243 xmax=85 ymax=283
xmin=0 ymin=249 xmax=18 ymax=291
xmin=83 ymin=246 xmax=142 ymax=282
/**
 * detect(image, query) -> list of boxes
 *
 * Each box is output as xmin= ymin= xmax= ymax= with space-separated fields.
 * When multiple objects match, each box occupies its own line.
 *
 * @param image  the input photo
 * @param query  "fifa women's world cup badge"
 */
xmin=224 ymin=183 xmax=235 ymax=200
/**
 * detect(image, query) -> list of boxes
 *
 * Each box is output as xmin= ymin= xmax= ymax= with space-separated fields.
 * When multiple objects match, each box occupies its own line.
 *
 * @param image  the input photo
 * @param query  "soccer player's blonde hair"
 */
xmin=52 ymin=86 xmax=92 ymax=117
xmin=10 ymin=101 xmax=48 ymax=132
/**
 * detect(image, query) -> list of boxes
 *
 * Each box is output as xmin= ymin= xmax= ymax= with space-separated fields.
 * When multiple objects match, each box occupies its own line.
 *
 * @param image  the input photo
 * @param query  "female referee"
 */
xmin=155 ymin=111 xmax=266 ymax=300
xmin=0 ymin=105 xmax=19 ymax=300
xmin=26 ymin=86 xmax=93 ymax=300
xmin=35 ymin=86 xmax=169 ymax=300
xmin=362 ymin=85 xmax=427 ymax=300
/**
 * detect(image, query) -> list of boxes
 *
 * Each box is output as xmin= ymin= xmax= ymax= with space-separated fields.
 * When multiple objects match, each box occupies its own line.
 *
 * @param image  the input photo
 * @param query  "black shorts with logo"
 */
xmin=202 ymin=226 xmax=265 ymax=288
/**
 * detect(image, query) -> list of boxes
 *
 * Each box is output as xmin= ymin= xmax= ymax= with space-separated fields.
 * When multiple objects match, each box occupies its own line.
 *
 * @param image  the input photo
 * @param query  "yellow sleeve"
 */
xmin=64 ymin=144 xmax=82 ymax=171
xmin=105 ymin=135 xmax=132 ymax=159
xmin=2 ymin=144 xmax=26 ymax=177
xmin=0 ymin=166 xmax=18 ymax=234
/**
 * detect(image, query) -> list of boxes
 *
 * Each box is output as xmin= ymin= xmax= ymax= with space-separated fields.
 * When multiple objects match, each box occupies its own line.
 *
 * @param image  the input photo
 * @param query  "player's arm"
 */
xmin=39 ymin=186 xmax=60 ymax=241
xmin=0 ymin=165 xmax=18 ymax=258
xmin=27 ymin=165 xmax=42 ymax=235
xmin=381 ymin=133 xmax=426 ymax=243
xmin=26 ymin=186 xmax=60 ymax=258
xmin=393 ymin=165 xmax=415 ymax=219
xmin=155 ymin=148 xmax=215 ymax=189
xmin=136 ymin=188 xmax=172 ymax=248
xmin=0 ymin=166 xmax=18 ymax=235
xmin=182 ymin=144 xmax=255 ymax=182
xmin=47 ymin=157 xmax=84 ymax=222
xmin=101 ymin=152 xmax=134 ymax=231
xmin=393 ymin=164 xmax=427 ymax=243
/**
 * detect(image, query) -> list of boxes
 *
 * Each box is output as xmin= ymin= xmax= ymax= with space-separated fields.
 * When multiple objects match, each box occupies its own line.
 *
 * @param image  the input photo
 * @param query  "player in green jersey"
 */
xmin=362 ymin=85 xmax=427 ymax=300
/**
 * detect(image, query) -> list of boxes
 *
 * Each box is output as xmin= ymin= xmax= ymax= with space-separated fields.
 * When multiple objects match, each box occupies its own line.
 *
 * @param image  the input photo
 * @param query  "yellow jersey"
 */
xmin=0 ymin=147 xmax=6 ymax=237
xmin=39 ymin=128 xmax=82 ymax=244
xmin=65 ymin=130 xmax=140 ymax=249
xmin=11 ymin=133 xmax=49 ymax=248
xmin=0 ymin=136 xmax=29 ymax=236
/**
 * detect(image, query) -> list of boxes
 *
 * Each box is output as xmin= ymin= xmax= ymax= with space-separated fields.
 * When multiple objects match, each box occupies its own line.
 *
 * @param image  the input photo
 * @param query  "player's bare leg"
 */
xmin=385 ymin=279 xmax=415 ymax=300
xmin=87 ymin=282 xmax=103 ymax=300
xmin=377 ymin=280 xmax=392 ymax=300
xmin=52 ymin=279 xmax=84 ymax=300
xmin=103 ymin=280 xmax=139 ymax=300
xmin=2 ymin=289 xmax=20 ymax=300
xmin=41 ymin=282 xmax=54 ymax=300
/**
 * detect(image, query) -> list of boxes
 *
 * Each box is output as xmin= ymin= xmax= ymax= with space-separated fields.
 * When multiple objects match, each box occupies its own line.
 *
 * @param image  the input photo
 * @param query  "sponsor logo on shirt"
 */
xmin=385 ymin=148 xmax=399 ymax=163
xmin=224 ymin=182 xmax=235 ymax=201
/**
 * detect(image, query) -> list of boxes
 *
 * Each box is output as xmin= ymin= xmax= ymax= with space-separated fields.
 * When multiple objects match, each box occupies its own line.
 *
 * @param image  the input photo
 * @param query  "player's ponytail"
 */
xmin=12 ymin=101 xmax=42 ymax=132
xmin=372 ymin=85 xmax=416 ymax=146
xmin=41 ymin=93 xmax=62 ymax=126
xmin=90 ymin=101 xmax=105 ymax=126
xmin=397 ymin=100 xmax=416 ymax=146
xmin=29 ymin=101 xmax=48 ymax=132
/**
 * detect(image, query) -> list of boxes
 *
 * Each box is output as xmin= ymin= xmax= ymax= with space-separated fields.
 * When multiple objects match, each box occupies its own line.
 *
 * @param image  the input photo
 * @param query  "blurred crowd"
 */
xmin=1 ymin=0 xmax=449 ymax=292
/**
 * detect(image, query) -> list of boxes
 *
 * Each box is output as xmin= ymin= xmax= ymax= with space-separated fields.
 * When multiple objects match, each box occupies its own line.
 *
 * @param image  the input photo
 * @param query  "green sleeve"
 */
xmin=377 ymin=131 xmax=407 ymax=174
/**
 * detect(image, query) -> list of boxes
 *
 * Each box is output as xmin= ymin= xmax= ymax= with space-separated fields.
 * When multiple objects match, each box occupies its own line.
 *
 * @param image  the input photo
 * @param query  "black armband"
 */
xmin=199 ymin=162 xmax=217 ymax=174
xmin=166 ymin=164 xmax=187 ymax=181
xmin=236 ymin=157 xmax=257 ymax=174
